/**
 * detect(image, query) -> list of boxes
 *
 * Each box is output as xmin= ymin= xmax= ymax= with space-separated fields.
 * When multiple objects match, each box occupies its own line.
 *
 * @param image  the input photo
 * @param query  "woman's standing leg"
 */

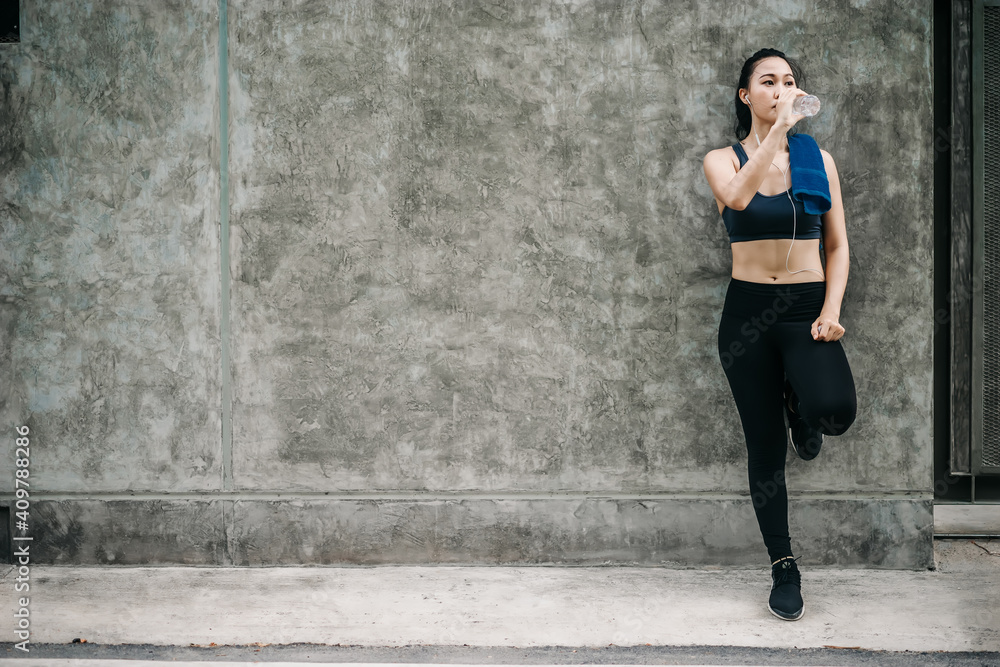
xmin=718 ymin=309 xmax=794 ymax=564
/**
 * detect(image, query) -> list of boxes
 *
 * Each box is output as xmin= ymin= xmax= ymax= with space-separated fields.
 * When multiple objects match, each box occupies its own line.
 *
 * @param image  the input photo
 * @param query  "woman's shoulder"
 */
xmin=703 ymin=143 xmax=739 ymax=164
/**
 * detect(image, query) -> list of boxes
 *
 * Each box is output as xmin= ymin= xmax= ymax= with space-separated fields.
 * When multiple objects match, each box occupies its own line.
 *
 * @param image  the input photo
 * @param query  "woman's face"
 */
xmin=740 ymin=56 xmax=797 ymax=121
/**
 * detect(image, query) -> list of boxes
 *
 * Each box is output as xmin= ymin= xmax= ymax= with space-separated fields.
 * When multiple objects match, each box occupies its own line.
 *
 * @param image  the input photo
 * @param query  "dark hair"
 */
xmin=734 ymin=48 xmax=805 ymax=141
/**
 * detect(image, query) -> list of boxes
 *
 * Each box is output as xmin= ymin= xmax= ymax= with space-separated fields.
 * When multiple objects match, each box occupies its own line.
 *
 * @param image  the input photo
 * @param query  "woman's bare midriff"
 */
xmin=729 ymin=238 xmax=825 ymax=284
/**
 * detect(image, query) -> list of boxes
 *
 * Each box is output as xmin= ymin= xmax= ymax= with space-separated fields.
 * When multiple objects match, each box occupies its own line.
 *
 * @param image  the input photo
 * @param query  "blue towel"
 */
xmin=787 ymin=133 xmax=831 ymax=215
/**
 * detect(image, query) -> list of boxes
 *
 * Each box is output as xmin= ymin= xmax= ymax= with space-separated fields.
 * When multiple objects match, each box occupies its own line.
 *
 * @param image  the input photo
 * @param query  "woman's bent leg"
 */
xmin=778 ymin=325 xmax=858 ymax=436
xmin=718 ymin=311 xmax=793 ymax=563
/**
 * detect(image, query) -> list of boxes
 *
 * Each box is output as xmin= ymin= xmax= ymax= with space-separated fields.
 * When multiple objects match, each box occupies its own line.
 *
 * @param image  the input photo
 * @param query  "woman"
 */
xmin=702 ymin=48 xmax=858 ymax=621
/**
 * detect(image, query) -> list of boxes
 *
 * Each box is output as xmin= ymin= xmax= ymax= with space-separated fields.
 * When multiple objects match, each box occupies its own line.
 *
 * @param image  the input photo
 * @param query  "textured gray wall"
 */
xmin=0 ymin=0 xmax=934 ymax=567
xmin=0 ymin=0 xmax=223 ymax=492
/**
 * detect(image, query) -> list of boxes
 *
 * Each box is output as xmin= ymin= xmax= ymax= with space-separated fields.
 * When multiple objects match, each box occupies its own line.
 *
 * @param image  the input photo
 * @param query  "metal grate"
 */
xmin=0 ymin=0 xmax=17 ymax=44
xmin=984 ymin=6 xmax=1000 ymax=468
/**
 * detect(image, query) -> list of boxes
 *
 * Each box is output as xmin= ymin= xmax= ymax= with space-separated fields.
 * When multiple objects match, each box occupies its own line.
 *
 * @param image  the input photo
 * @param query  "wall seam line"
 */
xmin=2 ymin=492 xmax=937 ymax=502
xmin=218 ymin=0 xmax=233 ymax=495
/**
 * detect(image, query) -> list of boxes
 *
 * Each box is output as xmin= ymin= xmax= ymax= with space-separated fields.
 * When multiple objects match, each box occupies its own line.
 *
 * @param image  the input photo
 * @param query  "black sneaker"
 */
xmin=784 ymin=378 xmax=822 ymax=460
xmin=768 ymin=556 xmax=804 ymax=621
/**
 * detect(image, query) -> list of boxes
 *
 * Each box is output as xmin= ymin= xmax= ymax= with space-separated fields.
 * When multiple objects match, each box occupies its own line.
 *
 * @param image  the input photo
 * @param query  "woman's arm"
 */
xmin=813 ymin=149 xmax=849 ymax=341
xmin=703 ymin=127 xmax=784 ymax=211
xmin=702 ymin=87 xmax=804 ymax=210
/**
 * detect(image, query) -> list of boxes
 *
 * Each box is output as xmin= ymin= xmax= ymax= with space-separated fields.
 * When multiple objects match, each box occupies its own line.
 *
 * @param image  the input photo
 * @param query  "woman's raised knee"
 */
xmin=808 ymin=398 xmax=856 ymax=435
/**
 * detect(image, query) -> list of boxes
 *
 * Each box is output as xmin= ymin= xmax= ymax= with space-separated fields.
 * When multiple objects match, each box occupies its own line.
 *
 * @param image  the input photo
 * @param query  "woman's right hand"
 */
xmin=775 ymin=87 xmax=810 ymax=131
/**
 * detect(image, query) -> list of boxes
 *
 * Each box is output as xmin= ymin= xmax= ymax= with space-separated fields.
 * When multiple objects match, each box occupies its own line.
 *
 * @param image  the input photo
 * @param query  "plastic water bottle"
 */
xmin=792 ymin=95 xmax=821 ymax=116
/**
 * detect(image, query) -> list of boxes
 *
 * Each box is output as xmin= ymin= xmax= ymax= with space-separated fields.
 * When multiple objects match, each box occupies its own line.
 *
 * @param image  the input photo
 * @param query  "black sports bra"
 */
xmin=721 ymin=143 xmax=823 ymax=243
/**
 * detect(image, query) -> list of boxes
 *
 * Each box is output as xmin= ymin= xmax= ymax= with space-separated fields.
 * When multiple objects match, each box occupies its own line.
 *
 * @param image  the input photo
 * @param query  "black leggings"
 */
xmin=717 ymin=278 xmax=857 ymax=563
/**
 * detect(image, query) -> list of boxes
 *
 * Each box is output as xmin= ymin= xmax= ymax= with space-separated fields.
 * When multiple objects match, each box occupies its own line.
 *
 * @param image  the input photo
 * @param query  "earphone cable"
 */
xmin=753 ymin=128 xmax=823 ymax=277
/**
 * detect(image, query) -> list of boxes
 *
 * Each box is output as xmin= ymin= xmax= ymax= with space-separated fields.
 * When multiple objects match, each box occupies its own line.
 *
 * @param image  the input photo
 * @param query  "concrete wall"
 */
xmin=0 ymin=0 xmax=935 ymax=568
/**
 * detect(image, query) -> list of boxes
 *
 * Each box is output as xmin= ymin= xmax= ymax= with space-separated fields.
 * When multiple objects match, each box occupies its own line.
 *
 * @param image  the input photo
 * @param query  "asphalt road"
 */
xmin=1 ymin=643 xmax=999 ymax=666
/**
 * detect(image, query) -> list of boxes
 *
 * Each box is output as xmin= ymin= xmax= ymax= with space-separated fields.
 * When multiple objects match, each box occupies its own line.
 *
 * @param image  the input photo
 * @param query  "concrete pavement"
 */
xmin=0 ymin=539 xmax=998 ymax=663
